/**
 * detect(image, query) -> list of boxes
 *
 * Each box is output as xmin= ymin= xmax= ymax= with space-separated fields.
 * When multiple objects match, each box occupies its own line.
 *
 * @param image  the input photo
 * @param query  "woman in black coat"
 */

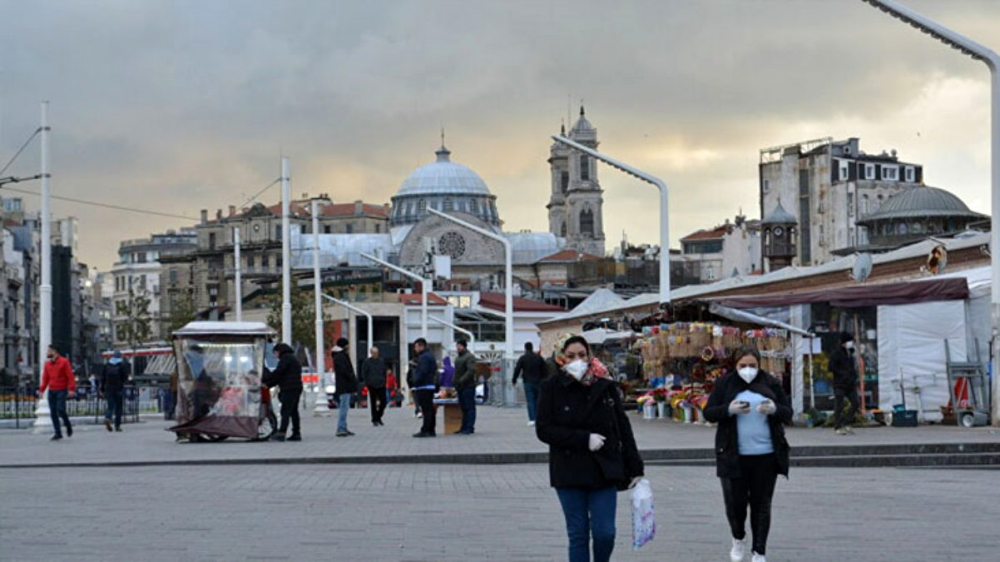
xmin=536 ymin=336 xmax=644 ymax=562
xmin=703 ymin=345 xmax=793 ymax=562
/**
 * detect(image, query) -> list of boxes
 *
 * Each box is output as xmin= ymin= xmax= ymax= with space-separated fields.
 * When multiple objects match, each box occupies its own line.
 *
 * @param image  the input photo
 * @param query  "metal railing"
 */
xmin=0 ymin=386 xmax=149 ymax=428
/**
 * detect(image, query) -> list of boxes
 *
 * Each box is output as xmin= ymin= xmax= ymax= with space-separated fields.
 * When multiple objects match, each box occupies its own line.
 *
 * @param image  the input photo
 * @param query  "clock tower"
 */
xmin=761 ymin=200 xmax=797 ymax=272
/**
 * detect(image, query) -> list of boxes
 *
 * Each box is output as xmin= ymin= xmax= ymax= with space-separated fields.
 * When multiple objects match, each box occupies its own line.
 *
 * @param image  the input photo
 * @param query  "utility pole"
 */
xmin=234 ymin=227 xmax=242 ymax=322
xmin=280 ymin=156 xmax=291 ymax=344
xmin=34 ymin=101 xmax=52 ymax=431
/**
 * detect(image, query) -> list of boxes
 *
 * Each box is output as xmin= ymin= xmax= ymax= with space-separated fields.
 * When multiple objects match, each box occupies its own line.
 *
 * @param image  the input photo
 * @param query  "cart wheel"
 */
xmin=257 ymin=412 xmax=277 ymax=441
xmin=208 ymin=434 xmax=228 ymax=442
xmin=960 ymin=413 xmax=976 ymax=428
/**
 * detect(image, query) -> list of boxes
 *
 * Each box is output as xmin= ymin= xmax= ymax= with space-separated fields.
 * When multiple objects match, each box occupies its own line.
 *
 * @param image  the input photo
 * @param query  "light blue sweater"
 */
xmin=734 ymin=390 xmax=774 ymax=456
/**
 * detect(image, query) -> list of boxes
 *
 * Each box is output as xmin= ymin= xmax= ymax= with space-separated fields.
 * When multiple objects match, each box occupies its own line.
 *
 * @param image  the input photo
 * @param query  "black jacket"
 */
xmin=360 ymin=356 xmax=388 ymax=389
xmin=536 ymin=373 xmax=644 ymax=490
xmin=263 ymin=352 xmax=303 ymax=392
xmin=100 ymin=361 xmax=131 ymax=392
xmin=411 ymin=350 xmax=437 ymax=389
xmin=332 ymin=347 xmax=358 ymax=396
xmin=703 ymin=370 xmax=793 ymax=479
xmin=513 ymin=352 xmax=547 ymax=385
xmin=828 ymin=347 xmax=858 ymax=390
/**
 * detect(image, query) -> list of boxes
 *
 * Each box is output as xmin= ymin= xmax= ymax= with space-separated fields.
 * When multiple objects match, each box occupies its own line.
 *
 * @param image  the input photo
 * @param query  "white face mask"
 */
xmin=564 ymin=359 xmax=588 ymax=381
xmin=737 ymin=366 xmax=758 ymax=384
xmin=845 ymin=342 xmax=855 ymax=350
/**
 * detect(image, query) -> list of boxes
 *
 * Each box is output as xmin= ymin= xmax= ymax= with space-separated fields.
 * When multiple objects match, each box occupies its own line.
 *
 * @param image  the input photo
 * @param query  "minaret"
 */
xmin=547 ymin=122 xmax=570 ymax=238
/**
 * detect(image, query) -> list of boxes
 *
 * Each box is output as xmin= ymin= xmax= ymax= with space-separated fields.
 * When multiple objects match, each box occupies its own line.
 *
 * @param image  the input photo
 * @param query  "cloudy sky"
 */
xmin=1 ymin=0 xmax=996 ymax=269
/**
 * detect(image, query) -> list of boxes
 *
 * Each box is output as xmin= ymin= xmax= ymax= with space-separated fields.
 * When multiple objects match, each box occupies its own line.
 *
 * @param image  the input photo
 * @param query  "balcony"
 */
xmin=225 ymin=266 xmax=282 ymax=279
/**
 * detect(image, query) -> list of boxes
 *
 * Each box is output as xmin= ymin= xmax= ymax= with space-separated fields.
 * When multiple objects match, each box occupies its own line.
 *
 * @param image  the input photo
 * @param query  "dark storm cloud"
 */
xmin=0 ymin=0 xmax=995 ymax=268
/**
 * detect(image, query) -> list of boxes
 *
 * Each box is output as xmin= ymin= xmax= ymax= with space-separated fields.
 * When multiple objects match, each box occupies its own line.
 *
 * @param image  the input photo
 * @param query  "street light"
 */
xmin=426 ymin=207 xmax=513 ymax=363
xmin=550 ymin=135 xmax=671 ymax=307
xmin=859 ymin=0 xmax=1000 ymax=426
xmin=34 ymin=101 xmax=53 ymax=433
xmin=280 ymin=156 xmax=292 ymax=344
xmin=322 ymin=294 xmax=373 ymax=358
xmin=360 ymin=252 xmax=430 ymax=339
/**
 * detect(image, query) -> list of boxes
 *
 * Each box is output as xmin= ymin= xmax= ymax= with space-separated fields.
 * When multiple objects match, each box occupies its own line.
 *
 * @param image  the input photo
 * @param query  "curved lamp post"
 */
xmin=360 ymin=253 xmax=429 ymax=339
xmin=550 ymin=135 xmax=671 ymax=307
xmin=859 ymin=0 xmax=1000 ymax=425
xmin=430 ymin=315 xmax=475 ymax=350
xmin=322 ymin=294 xmax=373 ymax=358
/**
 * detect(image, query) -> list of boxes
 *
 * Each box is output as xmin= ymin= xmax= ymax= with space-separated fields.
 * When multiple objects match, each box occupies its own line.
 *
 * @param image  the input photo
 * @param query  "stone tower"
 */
xmin=547 ymin=106 xmax=605 ymax=256
xmin=761 ymin=200 xmax=798 ymax=272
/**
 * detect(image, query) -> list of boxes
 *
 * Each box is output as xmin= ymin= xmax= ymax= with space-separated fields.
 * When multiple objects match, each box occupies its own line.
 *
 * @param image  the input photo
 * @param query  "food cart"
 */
xmin=168 ymin=321 xmax=277 ymax=442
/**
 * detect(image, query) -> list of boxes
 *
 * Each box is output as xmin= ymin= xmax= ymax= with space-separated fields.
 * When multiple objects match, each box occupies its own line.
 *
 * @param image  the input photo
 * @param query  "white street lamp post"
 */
xmin=430 ymin=315 xmax=475 ymax=350
xmin=322 ymin=294 xmax=373 ymax=358
xmin=859 ymin=0 xmax=1000 ymax=426
xmin=311 ymin=200 xmax=325 ymax=408
xmin=280 ymin=156 xmax=292 ymax=344
xmin=234 ymin=227 xmax=243 ymax=322
xmin=426 ymin=207 xmax=513 ymax=363
xmin=34 ymin=101 xmax=53 ymax=431
xmin=551 ymin=135 xmax=671 ymax=307
xmin=360 ymin=253 xmax=429 ymax=339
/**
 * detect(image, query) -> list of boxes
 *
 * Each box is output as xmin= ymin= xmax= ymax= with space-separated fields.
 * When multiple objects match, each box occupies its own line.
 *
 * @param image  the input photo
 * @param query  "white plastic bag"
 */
xmin=630 ymin=478 xmax=655 ymax=550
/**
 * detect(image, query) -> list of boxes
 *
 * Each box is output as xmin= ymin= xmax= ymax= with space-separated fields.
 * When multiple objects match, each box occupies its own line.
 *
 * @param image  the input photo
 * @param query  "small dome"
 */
xmin=395 ymin=146 xmax=492 ymax=198
xmin=761 ymin=201 xmax=797 ymax=225
xmin=570 ymin=105 xmax=594 ymax=134
xmin=862 ymin=186 xmax=985 ymax=222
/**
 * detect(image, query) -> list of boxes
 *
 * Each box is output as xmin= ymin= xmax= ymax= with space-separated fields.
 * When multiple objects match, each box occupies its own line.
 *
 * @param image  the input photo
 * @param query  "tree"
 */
xmin=115 ymin=282 xmax=152 ymax=349
xmin=266 ymin=281 xmax=315 ymax=350
xmin=164 ymin=288 xmax=198 ymax=339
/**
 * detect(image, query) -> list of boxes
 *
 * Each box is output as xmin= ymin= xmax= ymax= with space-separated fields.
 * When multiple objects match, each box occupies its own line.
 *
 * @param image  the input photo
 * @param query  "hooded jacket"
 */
xmin=101 ymin=358 xmax=131 ymax=392
xmin=264 ymin=344 xmax=303 ymax=392
xmin=332 ymin=346 xmax=358 ymax=396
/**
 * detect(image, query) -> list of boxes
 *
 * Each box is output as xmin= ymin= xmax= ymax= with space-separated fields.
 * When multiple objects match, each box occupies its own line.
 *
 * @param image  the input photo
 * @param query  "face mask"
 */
xmin=564 ymin=359 xmax=588 ymax=381
xmin=737 ymin=366 xmax=758 ymax=384
xmin=845 ymin=342 xmax=855 ymax=350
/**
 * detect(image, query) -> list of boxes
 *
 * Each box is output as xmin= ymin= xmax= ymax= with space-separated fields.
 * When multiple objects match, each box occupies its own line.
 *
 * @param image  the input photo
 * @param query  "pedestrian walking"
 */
xmin=829 ymin=332 xmax=860 ymax=435
xmin=535 ymin=336 xmax=644 ymax=562
xmin=512 ymin=341 xmax=547 ymax=426
xmin=410 ymin=338 xmax=438 ymax=438
xmin=264 ymin=343 xmax=303 ymax=442
xmin=39 ymin=346 xmax=76 ymax=441
xmin=331 ymin=338 xmax=358 ymax=437
xmin=101 ymin=350 xmax=131 ymax=432
xmin=703 ymin=345 xmax=792 ymax=562
xmin=453 ymin=340 xmax=477 ymax=435
xmin=360 ymin=346 xmax=389 ymax=427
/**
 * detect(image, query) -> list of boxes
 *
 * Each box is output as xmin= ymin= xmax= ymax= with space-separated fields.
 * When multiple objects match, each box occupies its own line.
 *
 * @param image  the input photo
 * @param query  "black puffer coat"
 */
xmin=536 ymin=371 xmax=644 ymax=490
xmin=263 ymin=346 xmax=303 ymax=392
xmin=703 ymin=370 xmax=793 ymax=479
xmin=332 ymin=347 xmax=358 ymax=396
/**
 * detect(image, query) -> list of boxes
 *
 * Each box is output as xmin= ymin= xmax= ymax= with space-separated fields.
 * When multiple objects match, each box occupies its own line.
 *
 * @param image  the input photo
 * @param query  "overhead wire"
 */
xmin=1 ymin=186 xmax=198 ymax=221
xmin=0 ymin=127 xmax=41 ymax=176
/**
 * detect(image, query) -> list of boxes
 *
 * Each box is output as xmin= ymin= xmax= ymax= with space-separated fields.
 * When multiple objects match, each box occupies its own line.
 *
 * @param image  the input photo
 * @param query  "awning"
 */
xmin=711 ymin=277 xmax=969 ymax=309
xmin=708 ymin=303 xmax=812 ymax=337
xmin=582 ymin=328 xmax=638 ymax=345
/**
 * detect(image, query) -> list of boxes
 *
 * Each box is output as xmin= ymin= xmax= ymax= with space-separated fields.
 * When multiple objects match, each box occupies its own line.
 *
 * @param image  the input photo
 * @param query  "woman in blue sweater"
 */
xmin=704 ymin=345 xmax=792 ymax=562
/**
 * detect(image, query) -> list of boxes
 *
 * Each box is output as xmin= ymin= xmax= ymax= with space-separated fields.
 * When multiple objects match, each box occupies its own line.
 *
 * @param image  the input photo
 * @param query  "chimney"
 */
xmin=200 ymin=210 xmax=208 ymax=225
xmin=229 ymin=205 xmax=236 ymax=217
xmin=355 ymin=200 xmax=363 ymax=216
xmin=216 ymin=209 xmax=222 ymax=220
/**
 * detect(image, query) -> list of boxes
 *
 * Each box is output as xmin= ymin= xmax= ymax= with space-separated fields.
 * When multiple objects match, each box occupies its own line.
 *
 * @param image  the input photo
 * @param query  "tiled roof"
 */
xmin=680 ymin=226 xmax=728 ymax=241
xmin=538 ymin=250 xmax=603 ymax=263
xmin=478 ymin=292 xmax=565 ymax=313
xmin=320 ymin=203 xmax=389 ymax=218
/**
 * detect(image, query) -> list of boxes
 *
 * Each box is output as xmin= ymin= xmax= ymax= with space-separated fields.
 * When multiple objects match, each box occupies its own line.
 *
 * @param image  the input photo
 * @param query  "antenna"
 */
xmin=440 ymin=126 xmax=445 ymax=148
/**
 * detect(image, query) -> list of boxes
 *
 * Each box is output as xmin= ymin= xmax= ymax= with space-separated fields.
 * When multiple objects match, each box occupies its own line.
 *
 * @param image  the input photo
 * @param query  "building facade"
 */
xmin=547 ymin=106 xmax=606 ymax=257
xmin=677 ymin=214 xmax=761 ymax=283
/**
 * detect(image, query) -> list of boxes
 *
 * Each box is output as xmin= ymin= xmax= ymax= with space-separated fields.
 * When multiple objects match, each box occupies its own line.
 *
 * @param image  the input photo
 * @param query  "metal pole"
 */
xmin=280 ymin=156 xmax=292 ymax=344
xmin=311 ymin=200 xmax=324 ymax=398
xmin=322 ymin=295 xmax=373 ymax=357
xmin=430 ymin=315 xmax=475 ymax=349
xmin=34 ymin=101 xmax=52 ymax=430
xmin=234 ymin=227 xmax=242 ymax=322
xmin=359 ymin=253 xmax=429 ymax=341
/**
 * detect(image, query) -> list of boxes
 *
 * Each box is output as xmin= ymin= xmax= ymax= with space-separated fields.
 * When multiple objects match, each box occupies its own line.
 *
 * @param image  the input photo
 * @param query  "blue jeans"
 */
xmin=47 ymin=389 xmax=71 ymax=437
xmin=104 ymin=388 xmax=124 ymax=428
xmin=457 ymin=387 xmax=476 ymax=433
xmin=337 ymin=393 xmax=352 ymax=433
xmin=524 ymin=382 xmax=541 ymax=422
xmin=555 ymin=487 xmax=617 ymax=562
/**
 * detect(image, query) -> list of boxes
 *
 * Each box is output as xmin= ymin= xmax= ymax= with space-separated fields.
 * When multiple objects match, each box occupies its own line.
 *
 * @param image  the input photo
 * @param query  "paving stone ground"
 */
xmin=2 ymin=462 xmax=997 ymax=561
xmin=2 ymin=404 xmax=998 ymax=467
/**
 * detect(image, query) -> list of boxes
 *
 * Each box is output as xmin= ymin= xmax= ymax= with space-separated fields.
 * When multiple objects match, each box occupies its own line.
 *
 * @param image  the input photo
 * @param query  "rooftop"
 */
xmin=860 ymin=186 xmax=987 ymax=223
xmin=477 ymin=292 xmax=565 ymax=313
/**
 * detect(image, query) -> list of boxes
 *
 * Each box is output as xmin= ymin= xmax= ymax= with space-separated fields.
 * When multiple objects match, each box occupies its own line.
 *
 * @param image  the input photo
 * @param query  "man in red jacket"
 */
xmin=39 ymin=345 xmax=76 ymax=441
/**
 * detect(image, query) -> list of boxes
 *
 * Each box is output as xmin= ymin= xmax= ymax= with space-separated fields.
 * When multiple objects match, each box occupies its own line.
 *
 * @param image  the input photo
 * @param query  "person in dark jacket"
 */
xmin=703 ymin=345 xmax=792 ymax=562
xmin=263 ymin=343 xmax=303 ymax=441
xmin=536 ymin=336 xmax=644 ymax=562
xmin=331 ymin=338 xmax=358 ymax=437
xmin=360 ymin=346 xmax=388 ymax=427
xmin=452 ymin=340 xmax=477 ymax=435
xmin=512 ymin=341 xmax=548 ymax=426
xmin=101 ymin=350 xmax=131 ymax=432
xmin=411 ymin=338 xmax=438 ymax=438
xmin=828 ymin=331 xmax=860 ymax=435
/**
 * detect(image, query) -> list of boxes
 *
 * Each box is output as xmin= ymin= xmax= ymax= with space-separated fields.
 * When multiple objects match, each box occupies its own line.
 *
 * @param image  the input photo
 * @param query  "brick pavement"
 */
xmin=2 ymin=405 xmax=998 ymax=468
xmin=1 ymin=463 xmax=998 ymax=561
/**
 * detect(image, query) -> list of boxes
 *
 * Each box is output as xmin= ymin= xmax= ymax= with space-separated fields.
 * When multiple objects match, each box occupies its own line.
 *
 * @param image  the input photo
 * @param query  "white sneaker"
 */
xmin=730 ymin=538 xmax=747 ymax=561
xmin=527 ymin=421 xmax=535 ymax=427
xmin=752 ymin=552 xmax=766 ymax=562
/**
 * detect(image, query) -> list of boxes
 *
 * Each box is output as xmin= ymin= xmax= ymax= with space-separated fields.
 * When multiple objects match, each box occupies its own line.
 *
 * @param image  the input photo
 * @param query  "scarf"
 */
xmin=578 ymin=357 xmax=612 ymax=387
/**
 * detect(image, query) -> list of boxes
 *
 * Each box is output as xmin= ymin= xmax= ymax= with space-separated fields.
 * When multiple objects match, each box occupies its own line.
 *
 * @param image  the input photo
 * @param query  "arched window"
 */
xmin=469 ymin=199 xmax=479 ymax=215
xmin=561 ymin=171 xmax=569 ymax=193
xmin=580 ymin=155 xmax=590 ymax=181
xmin=898 ymin=222 xmax=908 ymax=235
xmin=418 ymin=199 xmax=427 ymax=213
xmin=560 ymin=221 xmax=567 ymax=237
xmin=911 ymin=222 xmax=923 ymax=234
xmin=580 ymin=208 xmax=594 ymax=236
xmin=443 ymin=198 xmax=453 ymax=212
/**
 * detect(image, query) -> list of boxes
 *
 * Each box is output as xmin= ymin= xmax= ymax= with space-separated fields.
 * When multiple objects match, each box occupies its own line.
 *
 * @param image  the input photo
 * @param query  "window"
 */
xmin=839 ymin=161 xmax=849 ymax=181
xmin=561 ymin=171 xmax=569 ymax=193
xmin=469 ymin=199 xmax=479 ymax=214
xmin=905 ymin=167 xmax=915 ymax=182
xmin=375 ymin=224 xmax=381 ymax=234
xmin=247 ymin=254 xmax=255 ymax=268
xmin=560 ymin=221 xmax=567 ymax=237
xmin=418 ymin=200 xmax=427 ymax=213
xmin=848 ymin=193 xmax=855 ymax=216
xmin=706 ymin=265 xmax=716 ymax=281
xmin=580 ymin=155 xmax=590 ymax=181
xmin=762 ymin=179 xmax=770 ymax=193
xmin=883 ymin=166 xmax=898 ymax=181
xmin=208 ymin=233 xmax=216 ymax=250
xmin=911 ymin=222 xmax=923 ymax=234
xmin=579 ymin=209 xmax=594 ymax=236
xmin=443 ymin=199 xmax=453 ymax=212
xmin=861 ymin=194 xmax=869 ymax=215
xmin=275 ymin=226 xmax=282 ymax=241
xmin=865 ymin=164 xmax=875 ymax=180
xmin=324 ymin=226 xmax=331 ymax=234
xmin=346 ymin=223 xmax=354 ymax=234
xmin=261 ymin=254 xmax=269 ymax=268
xmin=898 ymin=223 xmax=908 ymax=235
xmin=169 ymin=270 xmax=178 ymax=284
